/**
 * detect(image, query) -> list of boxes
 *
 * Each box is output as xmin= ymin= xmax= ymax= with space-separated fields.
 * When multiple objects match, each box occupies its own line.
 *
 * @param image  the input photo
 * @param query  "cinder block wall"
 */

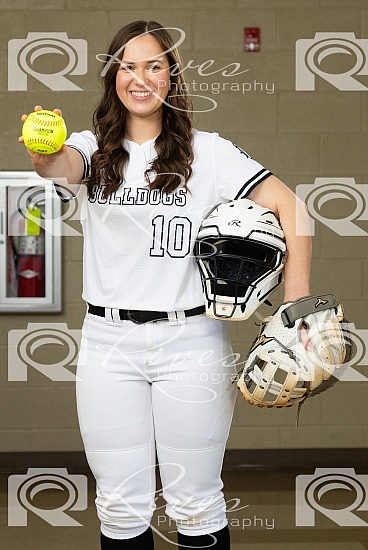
xmin=0 ymin=0 xmax=367 ymax=453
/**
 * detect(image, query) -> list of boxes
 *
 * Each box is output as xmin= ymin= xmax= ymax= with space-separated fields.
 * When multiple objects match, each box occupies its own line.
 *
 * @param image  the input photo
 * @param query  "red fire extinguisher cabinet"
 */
xmin=0 ymin=172 xmax=62 ymax=312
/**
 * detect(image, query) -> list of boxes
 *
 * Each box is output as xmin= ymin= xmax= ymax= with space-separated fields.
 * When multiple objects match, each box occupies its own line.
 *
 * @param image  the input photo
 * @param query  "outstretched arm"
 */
xmin=247 ymin=175 xmax=312 ymax=302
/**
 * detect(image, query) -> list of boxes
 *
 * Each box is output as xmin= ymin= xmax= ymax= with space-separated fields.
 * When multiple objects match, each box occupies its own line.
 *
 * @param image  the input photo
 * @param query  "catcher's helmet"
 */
xmin=194 ymin=199 xmax=288 ymax=320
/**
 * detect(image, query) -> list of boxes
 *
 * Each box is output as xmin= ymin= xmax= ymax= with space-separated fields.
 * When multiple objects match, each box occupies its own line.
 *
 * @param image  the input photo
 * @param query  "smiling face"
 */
xmin=116 ymin=33 xmax=171 ymax=123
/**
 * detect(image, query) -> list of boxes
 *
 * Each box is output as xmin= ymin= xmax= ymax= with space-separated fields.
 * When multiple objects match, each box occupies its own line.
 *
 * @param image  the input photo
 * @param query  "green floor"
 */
xmin=1 ymin=470 xmax=367 ymax=549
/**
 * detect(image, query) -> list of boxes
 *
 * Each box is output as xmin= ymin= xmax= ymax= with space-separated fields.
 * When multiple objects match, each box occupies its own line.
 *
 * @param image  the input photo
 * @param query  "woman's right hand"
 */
xmin=19 ymin=105 xmax=68 ymax=170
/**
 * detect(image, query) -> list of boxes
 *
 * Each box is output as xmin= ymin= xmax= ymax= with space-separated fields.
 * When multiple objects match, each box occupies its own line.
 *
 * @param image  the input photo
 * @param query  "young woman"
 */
xmin=20 ymin=20 xmax=311 ymax=550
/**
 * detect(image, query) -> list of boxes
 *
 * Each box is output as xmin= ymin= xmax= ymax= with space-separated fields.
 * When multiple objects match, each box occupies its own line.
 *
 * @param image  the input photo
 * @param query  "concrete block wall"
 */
xmin=0 ymin=0 xmax=367 ymax=452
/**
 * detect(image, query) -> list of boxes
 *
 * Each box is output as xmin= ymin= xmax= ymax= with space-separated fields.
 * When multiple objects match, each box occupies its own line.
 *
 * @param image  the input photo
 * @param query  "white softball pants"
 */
xmin=76 ymin=309 xmax=238 ymax=540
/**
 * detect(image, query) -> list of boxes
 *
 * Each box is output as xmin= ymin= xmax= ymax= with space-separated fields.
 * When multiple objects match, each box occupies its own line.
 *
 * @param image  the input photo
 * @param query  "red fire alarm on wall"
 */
xmin=244 ymin=27 xmax=260 ymax=52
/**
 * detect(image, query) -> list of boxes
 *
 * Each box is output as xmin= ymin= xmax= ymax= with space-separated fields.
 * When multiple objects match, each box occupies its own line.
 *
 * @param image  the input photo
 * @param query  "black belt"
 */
xmin=87 ymin=303 xmax=206 ymax=324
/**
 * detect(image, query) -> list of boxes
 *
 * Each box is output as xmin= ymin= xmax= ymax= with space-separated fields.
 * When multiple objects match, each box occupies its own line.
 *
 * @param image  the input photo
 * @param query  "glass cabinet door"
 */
xmin=0 ymin=172 xmax=61 ymax=312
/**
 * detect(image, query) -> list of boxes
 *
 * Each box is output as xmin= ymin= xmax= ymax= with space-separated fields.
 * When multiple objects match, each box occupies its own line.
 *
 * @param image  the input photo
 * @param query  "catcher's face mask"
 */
xmin=194 ymin=200 xmax=287 ymax=320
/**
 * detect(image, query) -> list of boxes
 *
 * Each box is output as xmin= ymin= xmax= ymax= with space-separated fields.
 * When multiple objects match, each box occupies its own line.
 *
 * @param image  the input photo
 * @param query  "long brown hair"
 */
xmin=86 ymin=21 xmax=194 ymax=199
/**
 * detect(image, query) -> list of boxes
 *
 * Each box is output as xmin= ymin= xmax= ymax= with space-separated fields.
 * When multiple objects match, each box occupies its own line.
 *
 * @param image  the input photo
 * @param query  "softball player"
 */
xmin=20 ymin=20 xmax=311 ymax=550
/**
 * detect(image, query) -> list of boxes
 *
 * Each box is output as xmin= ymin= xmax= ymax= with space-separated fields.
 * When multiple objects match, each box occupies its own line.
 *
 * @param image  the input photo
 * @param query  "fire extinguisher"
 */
xmin=11 ymin=201 xmax=45 ymax=298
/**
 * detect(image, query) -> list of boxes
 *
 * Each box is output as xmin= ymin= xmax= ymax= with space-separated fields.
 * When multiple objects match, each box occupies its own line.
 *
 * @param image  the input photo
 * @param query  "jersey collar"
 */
xmin=123 ymin=136 xmax=158 ymax=161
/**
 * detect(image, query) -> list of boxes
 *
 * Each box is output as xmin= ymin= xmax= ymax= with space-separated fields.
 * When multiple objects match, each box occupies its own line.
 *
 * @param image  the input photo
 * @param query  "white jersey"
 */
xmin=64 ymin=129 xmax=272 ymax=311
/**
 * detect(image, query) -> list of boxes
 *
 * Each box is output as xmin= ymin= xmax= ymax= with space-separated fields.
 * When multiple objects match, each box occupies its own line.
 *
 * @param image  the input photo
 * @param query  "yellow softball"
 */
xmin=22 ymin=110 xmax=67 ymax=155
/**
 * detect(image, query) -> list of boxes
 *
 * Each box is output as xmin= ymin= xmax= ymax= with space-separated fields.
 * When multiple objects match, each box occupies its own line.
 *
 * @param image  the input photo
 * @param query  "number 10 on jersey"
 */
xmin=150 ymin=215 xmax=192 ymax=258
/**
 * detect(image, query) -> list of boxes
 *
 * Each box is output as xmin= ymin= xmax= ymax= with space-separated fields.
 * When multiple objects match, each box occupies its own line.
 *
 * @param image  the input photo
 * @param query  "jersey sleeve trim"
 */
xmin=234 ymin=169 xmax=273 ymax=200
xmin=67 ymin=144 xmax=90 ymax=180
xmin=53 ymin=183 xmax=73 ymax=203
xmin=53 ymin=145 xmax=89 ymax=202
